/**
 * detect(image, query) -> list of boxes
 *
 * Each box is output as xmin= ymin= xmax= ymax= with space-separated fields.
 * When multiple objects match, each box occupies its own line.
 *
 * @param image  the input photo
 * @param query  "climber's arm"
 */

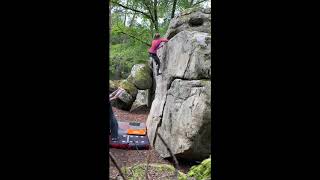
xmin=109 ymin=88 xmax=119 ymax=98
xmin=160 ymin=38 xmax=169 ymax=42
xmin=110 ymin=88 xmax=125 ymax=101
xmin=157 ymin=39 xmax=169 ymax=49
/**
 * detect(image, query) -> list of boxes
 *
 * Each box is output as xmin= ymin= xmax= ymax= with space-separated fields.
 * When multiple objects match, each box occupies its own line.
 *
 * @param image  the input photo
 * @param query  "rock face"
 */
xmin=165 ymin=8 xmax=211 ymax=39
xmin=147 ymin=8 xmax=211 ymax=161
xmin=154 ymin=80 xmax=211 ymax=160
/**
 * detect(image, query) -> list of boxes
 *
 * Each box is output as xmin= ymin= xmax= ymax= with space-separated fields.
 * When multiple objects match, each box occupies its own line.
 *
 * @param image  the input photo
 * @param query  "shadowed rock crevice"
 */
xmin=189 ymin=17 xmax=204 ymax=27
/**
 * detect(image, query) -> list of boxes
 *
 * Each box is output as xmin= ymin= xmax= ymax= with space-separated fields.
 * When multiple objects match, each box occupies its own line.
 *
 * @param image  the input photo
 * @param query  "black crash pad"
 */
xmin=109 ymin=121 xmax=150 ymax=150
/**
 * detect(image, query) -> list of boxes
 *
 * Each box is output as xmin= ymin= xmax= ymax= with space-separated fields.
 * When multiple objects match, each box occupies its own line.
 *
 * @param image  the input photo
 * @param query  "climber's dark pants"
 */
xmin=149 ymin=53 xmax=160 ymax=73
xmin=109 ymin=105 xmax=118 ymax=139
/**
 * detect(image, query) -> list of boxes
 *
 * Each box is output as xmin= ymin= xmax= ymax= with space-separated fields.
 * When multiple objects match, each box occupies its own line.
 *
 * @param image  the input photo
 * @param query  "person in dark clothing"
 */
xmin=108 ymin=88 xmax=125 ymax=141
xmin=148 ymin=33 xmax=169 ymax=76
xmin=109 ymin=104 xmax=118 ymax=140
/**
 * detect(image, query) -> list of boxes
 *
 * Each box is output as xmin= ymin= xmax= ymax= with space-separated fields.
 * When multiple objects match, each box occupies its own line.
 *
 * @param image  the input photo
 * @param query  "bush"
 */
xmin=187 ymin=156 xmax=211 ymax=180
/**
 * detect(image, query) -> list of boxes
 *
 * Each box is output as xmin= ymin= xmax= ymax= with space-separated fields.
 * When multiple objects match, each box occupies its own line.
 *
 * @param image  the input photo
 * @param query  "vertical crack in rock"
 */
xmin=152 ymin=93 xmax=169 ymax=147
xmin=183 ymin=50 xmax=192 ymax=78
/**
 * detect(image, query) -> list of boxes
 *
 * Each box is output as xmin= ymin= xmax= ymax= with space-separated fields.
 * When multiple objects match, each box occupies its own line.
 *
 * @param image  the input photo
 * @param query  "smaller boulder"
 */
xmin=111 ymin=90 xmax=134 ymax=111
xmin=130 ymin=90 xmax=150 ymax=113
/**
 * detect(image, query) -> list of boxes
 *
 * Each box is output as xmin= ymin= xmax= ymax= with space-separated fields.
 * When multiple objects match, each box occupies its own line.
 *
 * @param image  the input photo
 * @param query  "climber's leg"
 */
xmin=150 ymin=53 xmax=161 ymax=75
xmin=155 ymin=56 xmax=161 ymax=75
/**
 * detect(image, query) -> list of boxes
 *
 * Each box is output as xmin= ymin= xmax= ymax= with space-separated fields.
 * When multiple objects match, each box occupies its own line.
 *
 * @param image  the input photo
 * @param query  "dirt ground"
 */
xmin=109 ymin=107 xmax=194 ymax=179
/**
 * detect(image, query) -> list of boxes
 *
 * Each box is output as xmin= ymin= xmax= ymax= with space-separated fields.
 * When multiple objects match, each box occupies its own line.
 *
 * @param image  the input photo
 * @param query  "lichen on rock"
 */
xmin=119 ymin=79 xmax=138 ymax=98
xmin=127 ymin=64 xmax=152 ymax=90
xmin=109 ymin=80 xmax=121 ymax=93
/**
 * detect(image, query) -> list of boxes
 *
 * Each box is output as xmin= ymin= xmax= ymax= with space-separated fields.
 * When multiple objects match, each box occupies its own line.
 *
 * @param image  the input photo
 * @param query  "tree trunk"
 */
xmin=190 ymin=0 xmax=194 ymax=7
xmin=153 ymin=0 xmax=159 ymax=32
xmin=171 ymin=0 xmax=177 ymax=19
xmin=109 ymin=2 xmax=112 ymax=38
xmin=129 ymin=12 xmax=137 ymax=27
xmin=114 ymin=58 xmax=123 ymax=80
xmin=123 ymin=0 xmax=129 ymax=26
xmin=149 ymin=20 xmax=154 ymax=39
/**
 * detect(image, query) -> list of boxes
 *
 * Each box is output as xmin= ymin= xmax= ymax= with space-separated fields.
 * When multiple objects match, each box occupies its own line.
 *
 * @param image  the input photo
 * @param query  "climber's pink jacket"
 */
xmin=148 ymin=38 xmax=169 ymax=54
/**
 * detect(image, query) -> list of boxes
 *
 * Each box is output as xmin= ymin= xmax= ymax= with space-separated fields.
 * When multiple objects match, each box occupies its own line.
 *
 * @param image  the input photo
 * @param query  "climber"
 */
xmin=108 ymin=88 xmax=125 ymax=141
xmin=148 ymin=33 xmax=169 ymax=76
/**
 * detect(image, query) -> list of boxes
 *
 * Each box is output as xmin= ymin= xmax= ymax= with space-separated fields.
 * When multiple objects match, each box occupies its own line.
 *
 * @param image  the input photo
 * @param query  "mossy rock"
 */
xmin=187 ymin=156 xmax=211 ymax=180
xmin=121 ymin=163 xmax=187 ymax=180
xmin=119 ymin=79 xmax=138 ymax=98
xmin=127 ymin=64 xmax=152 ymax=90
xmin=109 ymin=80 xmax=121 ymax=92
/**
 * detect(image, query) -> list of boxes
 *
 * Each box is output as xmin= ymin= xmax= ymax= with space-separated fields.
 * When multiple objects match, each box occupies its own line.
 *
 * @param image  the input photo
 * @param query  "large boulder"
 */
xmin=165 ymin=7 xmax=211 ymax=40
xmin=148 ymin=79 xmax=211 ymax=160
xmin=109 ymin=79 xmax=137 ymax=110
xmin=127 ymin=64 xmax=152 ymax=90
xmin=147 ymin=8 xmax=211 ymax=161
xmin=158 ymin=31 xmax=211 ymax=80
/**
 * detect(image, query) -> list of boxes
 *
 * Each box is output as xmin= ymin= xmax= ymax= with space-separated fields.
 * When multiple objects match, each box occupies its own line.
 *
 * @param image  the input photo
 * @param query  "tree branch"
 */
xmin=119 ymin=31 xmax=151 ymax=46
xmin=114 ymin=23 xmax=151 ymax=46
xmin=109 ymin=152 xmax=127 ymax=180
xmin=111 ymin=1 xmax=152 ymax=20
xmin=156 ymin=132 xmax=179 ymax=180
xmin=142 ymin=0 xmax=155 ymax=24
xmin=171 ymin=0 xmax=178 ymax=18
xmin=190 ymin=0 xmax=195 ymax=7
xmin=192 ymin=0 xmax=208 ymax=6
xmin=145 ymin=150 xmax=151 ymax=180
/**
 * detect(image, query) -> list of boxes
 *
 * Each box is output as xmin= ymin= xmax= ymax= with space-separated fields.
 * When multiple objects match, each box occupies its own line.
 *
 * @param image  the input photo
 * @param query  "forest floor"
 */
xmin=109 ymin=107 xmax=195 ymax=179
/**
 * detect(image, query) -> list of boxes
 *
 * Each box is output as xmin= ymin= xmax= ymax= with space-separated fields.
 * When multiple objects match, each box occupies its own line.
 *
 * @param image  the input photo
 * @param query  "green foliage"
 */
xmin=110 ymin=43 xmax=149 ymax=79
xmin=109 ymin=0 xmax=209 ymax=80
xmin=187 ymin=156 xmax=211 ymax=180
